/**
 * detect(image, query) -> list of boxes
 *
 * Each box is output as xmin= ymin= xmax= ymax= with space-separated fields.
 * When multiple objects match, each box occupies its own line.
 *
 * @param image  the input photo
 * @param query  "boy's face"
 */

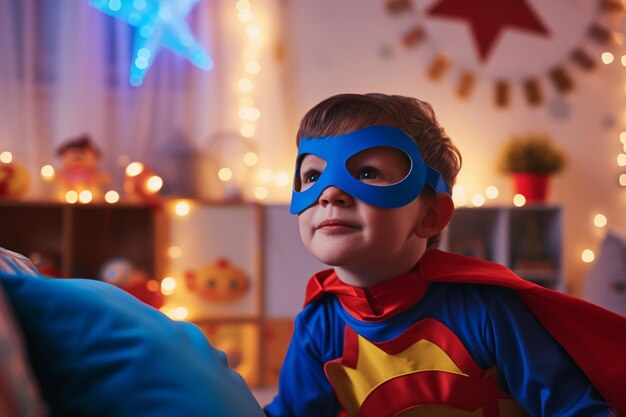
xmin=297 ymin=147 xmax=429 ymax=274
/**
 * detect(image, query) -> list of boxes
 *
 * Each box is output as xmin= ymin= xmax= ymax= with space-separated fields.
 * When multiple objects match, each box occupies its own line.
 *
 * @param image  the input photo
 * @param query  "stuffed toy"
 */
xmin=55 ymin=134 xmax=110 ymax=201
xmin=185 ymin=258 xmax=250 ymax=302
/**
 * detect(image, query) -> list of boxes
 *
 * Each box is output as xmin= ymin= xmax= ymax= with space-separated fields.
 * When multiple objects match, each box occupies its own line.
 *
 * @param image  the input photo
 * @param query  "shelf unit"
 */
xmin=0 ymin=200 xmax=165 ymax=279
xmin=0 ymin=201 xmax=563 ymax=388
xmin=444 ymin=206 xmax=563 ymax=290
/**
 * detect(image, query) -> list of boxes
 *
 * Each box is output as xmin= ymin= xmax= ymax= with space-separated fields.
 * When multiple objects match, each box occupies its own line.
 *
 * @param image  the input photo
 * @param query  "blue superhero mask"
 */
xmin=290 ymin=125 xmax=450 ymax=215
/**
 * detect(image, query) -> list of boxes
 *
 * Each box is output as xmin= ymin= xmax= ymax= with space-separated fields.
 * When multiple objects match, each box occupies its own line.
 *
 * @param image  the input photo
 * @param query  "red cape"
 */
xmin=304 ymin=249 xmax=626 ymax=415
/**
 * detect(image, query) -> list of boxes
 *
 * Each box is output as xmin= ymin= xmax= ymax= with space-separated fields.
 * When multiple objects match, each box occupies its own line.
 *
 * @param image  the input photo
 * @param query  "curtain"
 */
xmin=0 ymin=0 xmax=292 ymax=201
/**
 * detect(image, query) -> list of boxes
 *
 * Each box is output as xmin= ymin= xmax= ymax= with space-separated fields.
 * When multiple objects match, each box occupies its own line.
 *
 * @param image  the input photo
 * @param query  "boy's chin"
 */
xmin=309 ymin=249 xmax=369 ymax=269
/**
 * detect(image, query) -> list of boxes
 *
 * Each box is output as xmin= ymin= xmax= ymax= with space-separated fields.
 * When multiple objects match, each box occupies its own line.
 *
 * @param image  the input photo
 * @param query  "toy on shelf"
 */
xmin=29 ymin=251 xmax=63 ymax=278
xmin=0 ymin=159 xmax=30 ymax=199
xmin=55 ymin=134 xmax=111 ymax=202
xmin=99 ymin=258 xmax=164 ymax=309
xmin=185 ymin=258 xmax=250 ymax=303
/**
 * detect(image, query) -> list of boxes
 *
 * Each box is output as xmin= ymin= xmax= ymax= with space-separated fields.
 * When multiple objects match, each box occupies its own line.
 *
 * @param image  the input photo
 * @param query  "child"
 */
xmin=265 ymin=93 xmax=626 ymax=417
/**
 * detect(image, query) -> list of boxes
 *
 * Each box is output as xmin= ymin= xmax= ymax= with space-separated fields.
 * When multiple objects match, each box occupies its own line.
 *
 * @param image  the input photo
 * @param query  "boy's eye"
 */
xmin=303 ymin=171 xmax=321 ymax=183
xmin=358 ymin=167 xmax=381 ymax=180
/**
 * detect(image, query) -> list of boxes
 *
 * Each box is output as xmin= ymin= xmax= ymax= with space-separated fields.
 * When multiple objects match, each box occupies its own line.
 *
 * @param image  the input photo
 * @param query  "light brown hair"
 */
xmin=297 ymin=93 xmax=462 ymax=247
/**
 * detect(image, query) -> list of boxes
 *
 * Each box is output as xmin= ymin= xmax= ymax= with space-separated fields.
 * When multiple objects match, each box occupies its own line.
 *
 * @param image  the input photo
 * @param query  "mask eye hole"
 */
xmin=346 ymin=147 xmax=411 ymax=186
xmin=294 ymin=154 xmax=327 ymax=192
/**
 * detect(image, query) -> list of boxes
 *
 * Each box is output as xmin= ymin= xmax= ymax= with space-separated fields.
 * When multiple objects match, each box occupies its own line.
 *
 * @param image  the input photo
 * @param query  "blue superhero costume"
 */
xmin=268 ymin=126 xmax=626 ymax=416
xmin=265 ymin=251 xmax=624 ymax=417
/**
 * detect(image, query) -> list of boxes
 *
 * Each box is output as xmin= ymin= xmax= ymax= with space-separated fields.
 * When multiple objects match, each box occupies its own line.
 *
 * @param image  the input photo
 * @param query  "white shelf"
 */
xmin=444 ymin=206 xmax=563 ymax=290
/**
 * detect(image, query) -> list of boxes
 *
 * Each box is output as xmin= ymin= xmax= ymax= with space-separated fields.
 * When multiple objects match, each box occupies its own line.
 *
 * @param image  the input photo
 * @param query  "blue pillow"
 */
xmin=0 ymin=273 xmax=265 ymax=417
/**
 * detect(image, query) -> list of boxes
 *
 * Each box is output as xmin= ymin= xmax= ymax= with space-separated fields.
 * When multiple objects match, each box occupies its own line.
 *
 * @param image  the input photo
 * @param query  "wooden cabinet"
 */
xmin=0 ymin=201 xmax=165 ymax=279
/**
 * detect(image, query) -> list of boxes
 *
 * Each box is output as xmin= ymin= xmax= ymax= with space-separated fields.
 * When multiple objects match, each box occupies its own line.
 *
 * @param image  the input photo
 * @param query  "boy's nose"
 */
xmin=318 ymin=186 xmax=353 ymax=207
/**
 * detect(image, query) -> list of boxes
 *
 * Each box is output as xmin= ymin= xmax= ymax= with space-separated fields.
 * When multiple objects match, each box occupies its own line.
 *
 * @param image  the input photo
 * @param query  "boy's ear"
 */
xmin=414 ymin=193 xmax=454 ymax=238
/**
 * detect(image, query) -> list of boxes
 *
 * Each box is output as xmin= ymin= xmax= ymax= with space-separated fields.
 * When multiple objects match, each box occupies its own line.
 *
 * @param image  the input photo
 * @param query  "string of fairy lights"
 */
xmin=2 ymin=2 xmax=626 ymax=289
xmin=161 ymin=0 xmax=269 ymax=320
xmin=576 ymin=44 xmax=626 ymax=264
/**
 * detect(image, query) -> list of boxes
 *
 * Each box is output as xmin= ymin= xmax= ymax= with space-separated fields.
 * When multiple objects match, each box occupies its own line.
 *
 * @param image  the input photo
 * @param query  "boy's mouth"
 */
xmin=316 ymin=219 xmax=361 ymax=232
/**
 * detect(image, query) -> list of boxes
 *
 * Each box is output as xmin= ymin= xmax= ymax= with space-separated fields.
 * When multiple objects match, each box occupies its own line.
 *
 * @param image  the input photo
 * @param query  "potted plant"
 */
xmin=497 ymin=133 xmax=567 ymax=203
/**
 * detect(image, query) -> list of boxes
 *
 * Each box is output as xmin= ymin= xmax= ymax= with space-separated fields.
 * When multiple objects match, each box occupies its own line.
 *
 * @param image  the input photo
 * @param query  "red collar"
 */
xmin=303 ymin=258 xmax=430 ymax=322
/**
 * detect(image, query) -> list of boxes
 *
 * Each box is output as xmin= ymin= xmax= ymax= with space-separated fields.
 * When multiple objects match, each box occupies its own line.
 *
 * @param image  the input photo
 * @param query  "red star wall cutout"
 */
xmin=427 ymin=0 xmax=550 ymax=62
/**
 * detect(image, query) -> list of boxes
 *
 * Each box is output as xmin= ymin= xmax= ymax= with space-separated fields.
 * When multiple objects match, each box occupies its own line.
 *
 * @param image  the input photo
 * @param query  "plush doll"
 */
xmin=55 ymin=134 xmax=110 ymax=201
xmin=185 ymin=258 xmax=250 ymax=303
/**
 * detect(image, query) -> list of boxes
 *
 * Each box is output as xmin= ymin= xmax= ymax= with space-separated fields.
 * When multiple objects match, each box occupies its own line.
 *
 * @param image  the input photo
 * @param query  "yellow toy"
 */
xmin=185 ymin=258 xmax=250 ymax=302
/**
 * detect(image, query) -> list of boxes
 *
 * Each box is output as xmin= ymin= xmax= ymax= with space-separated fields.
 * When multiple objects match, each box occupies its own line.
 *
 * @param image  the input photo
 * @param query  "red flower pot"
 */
xmin=512 ymin=172 xmax=549 ymax=204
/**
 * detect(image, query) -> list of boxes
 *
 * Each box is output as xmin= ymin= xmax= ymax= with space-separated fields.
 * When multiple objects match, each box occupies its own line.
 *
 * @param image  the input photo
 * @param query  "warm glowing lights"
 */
xmin=146 ymin=280 xmax=160 ymax=292
xmin=146 ymin=175 xmax=163 ymax=193
xmin=254 ymin=186 xmax=268 ymax=200
xmin=513 ymin=194 xmax=526 ymax=207
xmin=245 ymin=24 xmax=261 ymax=39
xmin=218 ymin=167 xmax=233 ymax=181
xmin=235 ymin=0 xmax=250 ymax=11
xmin=259 ymin=169 xmax=274 ymax=183
xmin=451 ymin=185 xmax=467 ymax=207
xmin=239 ymin=106 xmax=261 ymax=121
xmin=238 ymin=9 xmax=253 ymax=22
xmin=617 ymin=153 xmax=626 ymax=166
xmin=78 ymin=190 xmax=93 ymax=204
xmin=621 ymin=132 xmax=626 ymax=144
xmin=168 ymin=246 xmax=183 ymax=258
xmin=0 ymin=151 xmax=12 ymax=163
xmin=40 ymin=164 xmax=55 ymax=180
xmin=125 ymin=162 xmax=144 ymax=177
xmin=619 ymin=173 xmax=626 ymax=186
xmin=594 ymin=214 xmax=608 ymax=228
xmin=245 ymin=61 xmax=261 ymax=75
xmin=622 ymin=55 xmax=626 ymax=67
xmin=238 ymin=78 xmax=253 ymax=92
xmin=581 ymin=249 xmax=595 ymax=263
xmin=485 ymin=185 xmax=499 ymax=199
xmin=243 ymin=152 xmax=258 ymax=166
xmin=471 ymin=193 xmax=485 ymax=207
xmin=161 ymin=277 xmax=177 ymax=295
xmin=240 ymin=124 xmax=256 ymax=138
xmin=234 ymin=0 xmax=264 ymax=196
xmin=602 ymin=52 xmax=615 ymax=64
xmin=166 ymin=306 xmax=189 ymax=320
xmin=104 ymin=190 xmax=120 ymax=204
xmin=274 ymin=171 xmax=291 ymax=187
xmin=65 ymin=190 xmax=79 ymax=204
xmin=174 ymin=200 xmax=191 ymax=217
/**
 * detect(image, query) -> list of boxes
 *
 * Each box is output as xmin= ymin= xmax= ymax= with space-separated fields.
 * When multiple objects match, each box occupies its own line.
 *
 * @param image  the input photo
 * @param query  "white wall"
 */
xmin=278 ymin=0 xmax=626 ymax=294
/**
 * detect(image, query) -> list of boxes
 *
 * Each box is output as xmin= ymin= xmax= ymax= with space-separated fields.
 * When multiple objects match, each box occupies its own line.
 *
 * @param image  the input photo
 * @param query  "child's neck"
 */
xmin=333 ymin=245 xmax=427 ymax=288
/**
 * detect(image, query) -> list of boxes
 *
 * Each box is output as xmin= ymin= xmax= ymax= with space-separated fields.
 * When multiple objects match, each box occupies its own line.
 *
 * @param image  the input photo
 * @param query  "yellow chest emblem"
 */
xmin=324 ymin=319 xmax=528 ymax=417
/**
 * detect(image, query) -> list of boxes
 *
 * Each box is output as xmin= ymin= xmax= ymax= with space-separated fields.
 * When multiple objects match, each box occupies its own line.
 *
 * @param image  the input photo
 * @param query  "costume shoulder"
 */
xmin=303 ymin=268 xmax=340 ymax=308
xmin=421 ymin=249 xmax=626 ymax=416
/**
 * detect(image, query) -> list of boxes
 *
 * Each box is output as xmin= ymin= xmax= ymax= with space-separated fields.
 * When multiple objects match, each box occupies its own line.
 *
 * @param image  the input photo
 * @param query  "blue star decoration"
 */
xmin=90 ymin=0 xmax=213 ymax=86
